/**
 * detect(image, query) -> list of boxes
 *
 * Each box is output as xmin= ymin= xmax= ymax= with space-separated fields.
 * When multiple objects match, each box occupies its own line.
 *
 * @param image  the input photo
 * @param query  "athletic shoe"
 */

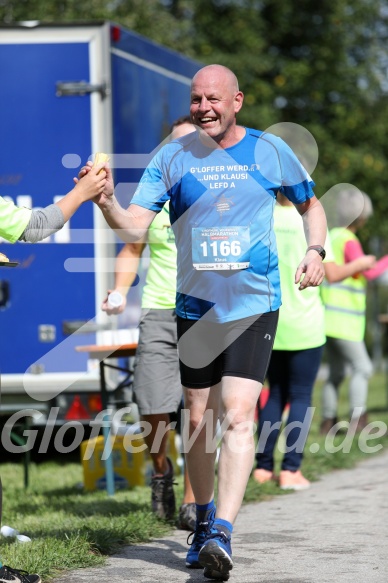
xmin=177 ymin=502 xmax=196 ymax=531
xmin=203 ymin=566 xmax=231 ymax=581
xmin=0 ymin=565 xmax=41 ymax=583
xmin=150 ymin=457 xmax=176 ymax=520
xmin=252 ymin=468 xmax=276 ymax=484
xmin=185 ymin=507 xmax=215 ymax=568
xmin=279 ymin=470 xmax=310 ymax=491
xmin=199 ymin=529 xmax=233 ymax=581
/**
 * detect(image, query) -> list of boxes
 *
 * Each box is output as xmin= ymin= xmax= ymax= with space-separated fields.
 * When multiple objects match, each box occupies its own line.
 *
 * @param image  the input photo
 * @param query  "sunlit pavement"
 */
xmin=54 ymin=449 xmax=388 ymax=583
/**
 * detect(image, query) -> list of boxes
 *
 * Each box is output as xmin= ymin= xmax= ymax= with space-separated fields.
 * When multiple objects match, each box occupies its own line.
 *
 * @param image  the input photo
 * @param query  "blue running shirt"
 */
xmin=132 ymin=127 xmax=315 ymax=323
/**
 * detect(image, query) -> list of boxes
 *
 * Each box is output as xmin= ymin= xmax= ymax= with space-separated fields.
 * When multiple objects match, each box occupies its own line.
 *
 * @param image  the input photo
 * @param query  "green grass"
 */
xmin=0 ymin=373 xmax=387 ymax=581
xmin=0 ymin=463 xmax=171 ymax=581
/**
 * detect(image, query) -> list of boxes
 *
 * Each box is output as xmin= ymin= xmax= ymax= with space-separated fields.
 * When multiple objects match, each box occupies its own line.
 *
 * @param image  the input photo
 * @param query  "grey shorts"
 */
xmin=132 ymin=308 xmax=182 ymax=415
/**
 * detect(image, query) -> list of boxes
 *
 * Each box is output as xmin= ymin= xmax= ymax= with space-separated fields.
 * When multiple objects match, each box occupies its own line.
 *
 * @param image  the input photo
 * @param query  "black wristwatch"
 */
xmin=306 ymin=245 xmax=326 ymax=260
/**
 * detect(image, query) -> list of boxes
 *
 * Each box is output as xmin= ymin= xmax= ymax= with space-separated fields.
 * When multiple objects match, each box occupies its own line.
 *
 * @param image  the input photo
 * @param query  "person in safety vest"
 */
xmin=253 ymin=193 xmax=375 ymax=491
xmin=320 ymin=188 xmax=388 ymax=434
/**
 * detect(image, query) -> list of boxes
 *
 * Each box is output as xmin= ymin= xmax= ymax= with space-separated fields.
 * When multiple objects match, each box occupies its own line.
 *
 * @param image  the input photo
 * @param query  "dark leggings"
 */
xmin=256 ymin=345 xmax=323 ymax=472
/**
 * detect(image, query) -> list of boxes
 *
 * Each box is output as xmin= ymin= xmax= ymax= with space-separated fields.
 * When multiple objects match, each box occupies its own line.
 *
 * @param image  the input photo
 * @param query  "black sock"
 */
xmin=196 ymin=501 xmax=215 ymax=524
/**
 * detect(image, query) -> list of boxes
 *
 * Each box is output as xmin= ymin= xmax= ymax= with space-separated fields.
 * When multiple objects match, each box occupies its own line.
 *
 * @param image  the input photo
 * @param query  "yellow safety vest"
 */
xmin=321 ymin=228 xmax=366 ymax=341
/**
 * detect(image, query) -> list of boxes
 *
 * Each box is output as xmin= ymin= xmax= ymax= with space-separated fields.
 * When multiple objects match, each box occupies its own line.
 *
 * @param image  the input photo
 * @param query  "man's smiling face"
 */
xmin=190 ymin=65 xmax=244 ymax=148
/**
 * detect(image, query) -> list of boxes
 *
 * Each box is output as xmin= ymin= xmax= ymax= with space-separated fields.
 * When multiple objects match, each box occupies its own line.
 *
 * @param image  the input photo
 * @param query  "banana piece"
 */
xmin=93 ymin=152 xmax=110 ymax=174
xmin=0 ymin=252 xmax=9 ymax=262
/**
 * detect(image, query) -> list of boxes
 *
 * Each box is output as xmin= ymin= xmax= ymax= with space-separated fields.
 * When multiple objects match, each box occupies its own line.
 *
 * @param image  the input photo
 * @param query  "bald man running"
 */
xmin=80 ymin=64 xmax=327 ymax=580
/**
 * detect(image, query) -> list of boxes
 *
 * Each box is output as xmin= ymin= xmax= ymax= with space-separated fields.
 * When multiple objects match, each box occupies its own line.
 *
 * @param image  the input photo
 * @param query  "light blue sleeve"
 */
xmin=259 ymin=133 xmax=315 ymax=204
xmin=131 ymin=148 xmax=171 ymax=212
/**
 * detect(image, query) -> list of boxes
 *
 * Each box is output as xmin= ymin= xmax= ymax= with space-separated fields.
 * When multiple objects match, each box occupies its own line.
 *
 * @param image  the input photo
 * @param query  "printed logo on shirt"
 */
xmin=212 ymin=193 xmax=236 ymax=219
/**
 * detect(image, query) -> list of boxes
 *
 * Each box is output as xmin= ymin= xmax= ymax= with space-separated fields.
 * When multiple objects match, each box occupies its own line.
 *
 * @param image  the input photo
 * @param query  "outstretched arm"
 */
xmin=78 ymin=162 xmax=157 ymax=242
xmin=98 ymin=197 xmax=157 ymax=244
xmin=21 ymin=165 xmax=107 ymax=243
xmin=55 ymin=165 xmax=107 ymax=221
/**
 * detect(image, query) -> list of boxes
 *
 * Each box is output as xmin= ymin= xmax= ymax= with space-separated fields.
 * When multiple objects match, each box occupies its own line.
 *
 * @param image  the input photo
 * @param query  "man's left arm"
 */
xmin=294 ymin=195 xmax=327 ymax=290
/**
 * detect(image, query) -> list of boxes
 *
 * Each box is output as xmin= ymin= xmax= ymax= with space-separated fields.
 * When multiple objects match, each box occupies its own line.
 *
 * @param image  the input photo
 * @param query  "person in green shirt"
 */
xmin=253 ymin=194 xmax=374 ymax=491
xmin=0 ymin=165 xmax=106 ymax=245
xmin=0 ymin=164 xmax=107 ymax=583
xmin=101 ymin=117 xmax=197 ymax=530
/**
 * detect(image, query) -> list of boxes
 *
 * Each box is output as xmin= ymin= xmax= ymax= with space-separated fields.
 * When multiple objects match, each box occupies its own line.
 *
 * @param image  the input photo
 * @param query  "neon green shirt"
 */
xmin=0 ymin=196 xmax=31 ymax=243
xmin=141 ymin=202 xmax=177 ymax=309
xmin=273 ymin=204 xmax=333 ymax=350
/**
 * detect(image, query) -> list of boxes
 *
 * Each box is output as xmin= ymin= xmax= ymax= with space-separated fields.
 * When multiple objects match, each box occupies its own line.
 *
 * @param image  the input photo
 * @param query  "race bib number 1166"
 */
xmin=192 ymin=226 xmax=250 ymax=270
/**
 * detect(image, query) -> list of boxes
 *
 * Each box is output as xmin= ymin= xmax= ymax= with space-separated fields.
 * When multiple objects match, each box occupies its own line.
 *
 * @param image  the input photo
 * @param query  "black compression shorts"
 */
xmin=177 ymin=311 xmax=279 ymax=388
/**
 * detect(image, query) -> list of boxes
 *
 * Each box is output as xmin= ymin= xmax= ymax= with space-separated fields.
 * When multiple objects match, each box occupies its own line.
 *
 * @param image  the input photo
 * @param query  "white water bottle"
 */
xmin=107 ymin=291 xmax=124 ymax=308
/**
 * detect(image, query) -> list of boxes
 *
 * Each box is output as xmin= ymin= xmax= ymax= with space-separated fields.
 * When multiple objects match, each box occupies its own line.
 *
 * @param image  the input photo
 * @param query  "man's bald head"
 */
xmin=191 ymin=65 xmax=239 ymax=93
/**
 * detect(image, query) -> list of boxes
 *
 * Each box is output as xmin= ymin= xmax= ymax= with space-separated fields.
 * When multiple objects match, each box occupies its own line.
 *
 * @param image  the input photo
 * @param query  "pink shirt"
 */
xmin=344 ymin=240 xmax=388 ymax=280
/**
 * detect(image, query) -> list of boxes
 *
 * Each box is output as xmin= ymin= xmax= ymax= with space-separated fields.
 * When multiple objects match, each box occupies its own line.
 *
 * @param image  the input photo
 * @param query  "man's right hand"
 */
xmin=75 ymin=161 xmax=115 ymax=204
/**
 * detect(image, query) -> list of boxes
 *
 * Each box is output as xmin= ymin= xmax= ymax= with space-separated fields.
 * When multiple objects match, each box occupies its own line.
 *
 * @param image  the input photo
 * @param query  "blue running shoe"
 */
xmin=185 ymin=508 xmax=215 ymax=568
xmin=199 ymin=529 xmax=233 ymax=581
xmin=203 ymin=567 xmax=231 ymax=581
